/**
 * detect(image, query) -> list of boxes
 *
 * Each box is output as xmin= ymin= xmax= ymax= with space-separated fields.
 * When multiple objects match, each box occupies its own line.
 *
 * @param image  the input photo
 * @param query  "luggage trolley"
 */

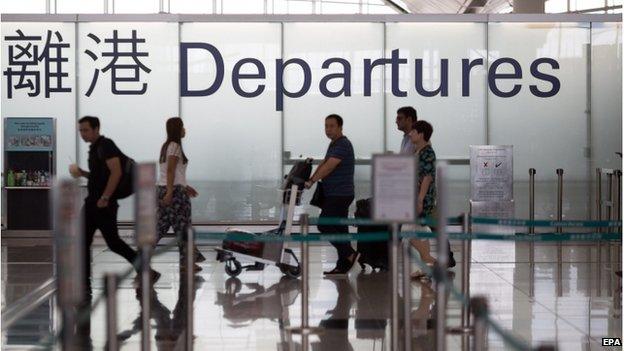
xmin=215 ymin=158 xmax=313 ymax=278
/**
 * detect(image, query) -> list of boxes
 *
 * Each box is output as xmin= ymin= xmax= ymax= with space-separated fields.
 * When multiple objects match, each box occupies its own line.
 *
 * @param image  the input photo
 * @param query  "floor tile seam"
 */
xmin=472 ymin=260 xmax=602 ymax=343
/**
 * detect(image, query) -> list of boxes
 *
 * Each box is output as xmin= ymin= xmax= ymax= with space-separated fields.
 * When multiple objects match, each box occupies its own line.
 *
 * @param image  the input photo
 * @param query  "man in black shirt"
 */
xmin=71 ymin=116 xmax=160 ymax=293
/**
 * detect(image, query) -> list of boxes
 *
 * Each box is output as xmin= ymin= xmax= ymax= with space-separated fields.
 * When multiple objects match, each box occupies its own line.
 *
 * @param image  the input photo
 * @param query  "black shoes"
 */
xmin=448 ymin=254 xmax=456 ymax=268
xmin=324 ymin=252 xmax=361 ymax=276
xmin=194 ymin=247 xmax=206 ymax=263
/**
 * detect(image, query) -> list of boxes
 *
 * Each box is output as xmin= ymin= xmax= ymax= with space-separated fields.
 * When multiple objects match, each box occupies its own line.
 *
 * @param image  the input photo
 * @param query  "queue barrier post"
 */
xmin=607 ymin=171 xmax=614 ymax=297
xmin=186 ymin=228 xmax=195 ymax=351
xmin=435 ymin=163 xmax=449 ymax=351
xmin=391 ymin=222 xmax=400 ymax=351
xmin=402 ymin=236 xmax=412 ymax=351
xmin=105 ymin=273 xmax=118 ymax=351
xmin=596 ymin=168 xmax=604 ymax=297
xmin=556 ymin=169 xmax=564 ymax=297
xmin=461 ymin=212 xmax=472 ymax=333
xmin=471 ymin=296 xmax=488 ymax=351
xmin=529 ymin=168 xmax=536 ymax=235
xmin=53 ymin=180 xmax=84 ymax=351
xmin=134 ymin=163 xmax=158 ymax=351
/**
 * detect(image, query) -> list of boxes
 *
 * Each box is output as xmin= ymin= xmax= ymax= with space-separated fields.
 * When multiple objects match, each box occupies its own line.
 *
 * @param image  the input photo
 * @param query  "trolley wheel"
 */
xmin=225 ymin=259 xmax=242 ymax=277
xmin=225 ymin=277 xmax=242 ymax=294
xmin=279 ymin=264 xmax=301 ymax=278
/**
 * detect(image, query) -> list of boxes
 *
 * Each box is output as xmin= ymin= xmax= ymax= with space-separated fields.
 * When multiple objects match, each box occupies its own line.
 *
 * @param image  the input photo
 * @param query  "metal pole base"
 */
xmin=446 ymin=326 xmax=473 ymax=335
xmin=284 ymin=326 xmax=324 ymax=335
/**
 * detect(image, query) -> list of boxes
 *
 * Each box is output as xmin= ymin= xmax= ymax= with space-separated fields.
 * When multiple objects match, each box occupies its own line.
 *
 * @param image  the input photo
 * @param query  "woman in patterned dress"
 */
xmin=156 ymin=117 xmax=204 ymax=272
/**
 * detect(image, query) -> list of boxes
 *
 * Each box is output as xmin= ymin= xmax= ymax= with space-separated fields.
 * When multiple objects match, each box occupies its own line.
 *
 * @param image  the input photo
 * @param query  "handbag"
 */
xmin=310 ymin=182 xmax=325 ymax=208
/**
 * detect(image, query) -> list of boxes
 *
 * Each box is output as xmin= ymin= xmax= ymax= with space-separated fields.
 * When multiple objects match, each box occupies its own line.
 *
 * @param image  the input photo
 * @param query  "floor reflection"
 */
xmin=117 ymin=273 xmax=204 ymax=351
xmin=1 ymin=243 xmax=621 ymax=351
xmin=216 ymin=276 xmax=300 ymax=328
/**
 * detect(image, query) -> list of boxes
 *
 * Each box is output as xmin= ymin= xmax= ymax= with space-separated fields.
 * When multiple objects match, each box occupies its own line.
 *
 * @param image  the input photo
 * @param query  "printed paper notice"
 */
xmin=372 ymin=155 xmax=416 ymax=222
xmin=470 ymin=145 xmax=513 ymax=201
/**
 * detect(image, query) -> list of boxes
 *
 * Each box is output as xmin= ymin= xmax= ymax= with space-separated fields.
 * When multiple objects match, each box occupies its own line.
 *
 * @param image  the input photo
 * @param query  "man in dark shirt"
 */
xmin=305 ymin=114 xmax=359 ymax=275
xmin=71 ymin=116 xmax=160 ymax=293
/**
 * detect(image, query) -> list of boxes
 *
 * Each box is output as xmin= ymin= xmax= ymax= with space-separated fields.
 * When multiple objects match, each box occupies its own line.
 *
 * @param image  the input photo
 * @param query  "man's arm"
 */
xmin=101 ymin=157 xmax=122 ymax=200
xmin=309 ymin=157 xmax=342 ymax=183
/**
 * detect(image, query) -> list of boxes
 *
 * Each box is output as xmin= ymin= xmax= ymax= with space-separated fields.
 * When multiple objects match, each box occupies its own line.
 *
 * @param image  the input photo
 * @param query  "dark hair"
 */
xmin=78 ymin=116 xmax=100 ymax=130
xmin=325 ymin=114 xmax=343 ymax=127
xmin=414 ymin=120 xmax=433 ymax=141
xmin=397 ymin=106 xmax=417 ymax=121
xmin=159 ymin=117 xmax=188 ymax=164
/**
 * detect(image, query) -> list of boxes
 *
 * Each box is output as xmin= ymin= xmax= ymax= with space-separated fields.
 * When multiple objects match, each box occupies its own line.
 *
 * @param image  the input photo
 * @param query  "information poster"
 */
xmin=470 ymin=145 xmax=513 ymax=201
xmin=5 ymin=118 xmax=54 ymax=152
xmin=372 ymin=154 xmax=416 ymax=222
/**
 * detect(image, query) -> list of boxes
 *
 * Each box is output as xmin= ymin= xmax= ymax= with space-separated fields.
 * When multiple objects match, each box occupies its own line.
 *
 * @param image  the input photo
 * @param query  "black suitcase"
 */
xmin=354 ymin=198 xmax=389 ymax=271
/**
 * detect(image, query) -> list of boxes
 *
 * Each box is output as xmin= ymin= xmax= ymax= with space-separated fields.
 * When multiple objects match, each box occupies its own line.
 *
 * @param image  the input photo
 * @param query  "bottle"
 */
xmin=6 ymin=170 xmax=15 ymax=187
xmin=21 ymin=170 xmax=27 ymax=186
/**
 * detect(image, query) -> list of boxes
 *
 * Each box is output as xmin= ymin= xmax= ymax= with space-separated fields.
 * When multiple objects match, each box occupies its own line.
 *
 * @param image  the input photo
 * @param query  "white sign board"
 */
xmin=470 ymin=200 xmax=516 ymax=234
xmin=372 ymin=154 xmax=417 ymax=222
xmin=470 ymin=145 xmax=513 ymax=202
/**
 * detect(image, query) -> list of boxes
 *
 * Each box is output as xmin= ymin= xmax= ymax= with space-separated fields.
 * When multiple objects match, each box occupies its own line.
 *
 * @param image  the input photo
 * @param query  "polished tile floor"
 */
xmin=1 ymin=239 xmax=622 ymax=350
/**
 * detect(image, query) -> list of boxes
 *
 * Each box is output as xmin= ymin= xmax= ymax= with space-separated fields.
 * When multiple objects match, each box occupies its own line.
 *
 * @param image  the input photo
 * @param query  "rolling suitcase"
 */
xmin=354 ymin=198 xmax=389 ymax=271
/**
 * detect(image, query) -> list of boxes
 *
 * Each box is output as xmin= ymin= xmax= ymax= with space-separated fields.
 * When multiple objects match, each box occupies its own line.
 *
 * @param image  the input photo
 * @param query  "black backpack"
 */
xmin=97 ymin=143 xmax=135 ymax=200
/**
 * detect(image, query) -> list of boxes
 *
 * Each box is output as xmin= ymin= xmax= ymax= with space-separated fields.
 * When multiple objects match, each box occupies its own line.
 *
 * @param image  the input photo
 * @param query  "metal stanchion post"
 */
xmin=536 ymin=344 xmax=557 ymax=351
xmin=391 ymin=222 xmax=400 ymax=351
xmin=529 ymin=169 xmax=536 ymax=298
xmin=402 ymin=238 xmax=412 ymax=351
xmin=597 ymin=168 xmax=603 ymax=297
xmin=135 ymin=163 xmax=158 ymax=351
xmin=556 ymin=169 xmax=564 ymax=298
xmin=105 ymin=273 xmax=118 ymax=351
xmin=186 ymin=228 xmax=194 ymax=351
xmin=529 ymin=168 xmax=536 ymax=235
xmin=471 ymin=296 xmax=488 ymax=351
xmin=606 ymin=172 xmax=615 ymax=272
xmin=461 ymin=213 xmax=471 ymax=332
xmin=607 ymin=172 xmax=614 ymax=297
xmin=616 ymin=170 xmax=622 ymax=290
xmin=301 ymin=213 xmax=310 ymax=351
xmin=54 ymin=180 xmax=84 ymax=351
xmin=435 ymin=163 xmax=449 ymax=351
xmin=140 ymin=246 xmax=151 ymax=351
xmin=286 ymin=213 xmax=320 ymax=346
xmin=556 ymin=169 xmax=564 ymax=233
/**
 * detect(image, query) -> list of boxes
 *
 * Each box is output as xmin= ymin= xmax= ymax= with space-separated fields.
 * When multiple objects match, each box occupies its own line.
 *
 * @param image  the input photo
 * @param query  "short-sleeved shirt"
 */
xmin=321 ymin=136 xmax=355 ymax=197
xmin=157 ymin=142 xmax=188 ymax=187
xmin=417 ymin=144 xmax=437 ymax=216
xmin=87 ymin=136 xmax=125 ymax=202
xmin=400 ymin=134 xmax=415 ymax=154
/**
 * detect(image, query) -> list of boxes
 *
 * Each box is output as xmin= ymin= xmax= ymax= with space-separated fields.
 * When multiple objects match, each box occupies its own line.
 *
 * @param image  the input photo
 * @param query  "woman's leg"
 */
xmin=410 ymin=239 xmax=436 ymax=264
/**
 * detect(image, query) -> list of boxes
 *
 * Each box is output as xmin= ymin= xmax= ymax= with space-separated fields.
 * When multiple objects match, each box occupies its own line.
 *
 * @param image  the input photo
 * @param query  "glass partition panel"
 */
xmin=283 ymin=23 xmax=385 ymax=161
xmin=488 ymin=22 xmax=590 ymax=220
xmin=77 ymin=22 xmax=180 ymax=220
xmin=56 ymin=0 xmax=104 ymax=13
xmin=180 ymin=23 xmax=282 ymax=222
xmin=385 ymin=23 xmax=486 ymax=175
xmin=591 ymin=22 xmax=622 ymax=171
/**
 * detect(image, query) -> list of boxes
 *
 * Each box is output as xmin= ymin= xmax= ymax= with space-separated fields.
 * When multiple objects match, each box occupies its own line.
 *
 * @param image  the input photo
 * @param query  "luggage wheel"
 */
xmin=225 ymin=259 xmax=242 ymax=277
xmin=279 ymin=249 xmax=301 ymax=278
